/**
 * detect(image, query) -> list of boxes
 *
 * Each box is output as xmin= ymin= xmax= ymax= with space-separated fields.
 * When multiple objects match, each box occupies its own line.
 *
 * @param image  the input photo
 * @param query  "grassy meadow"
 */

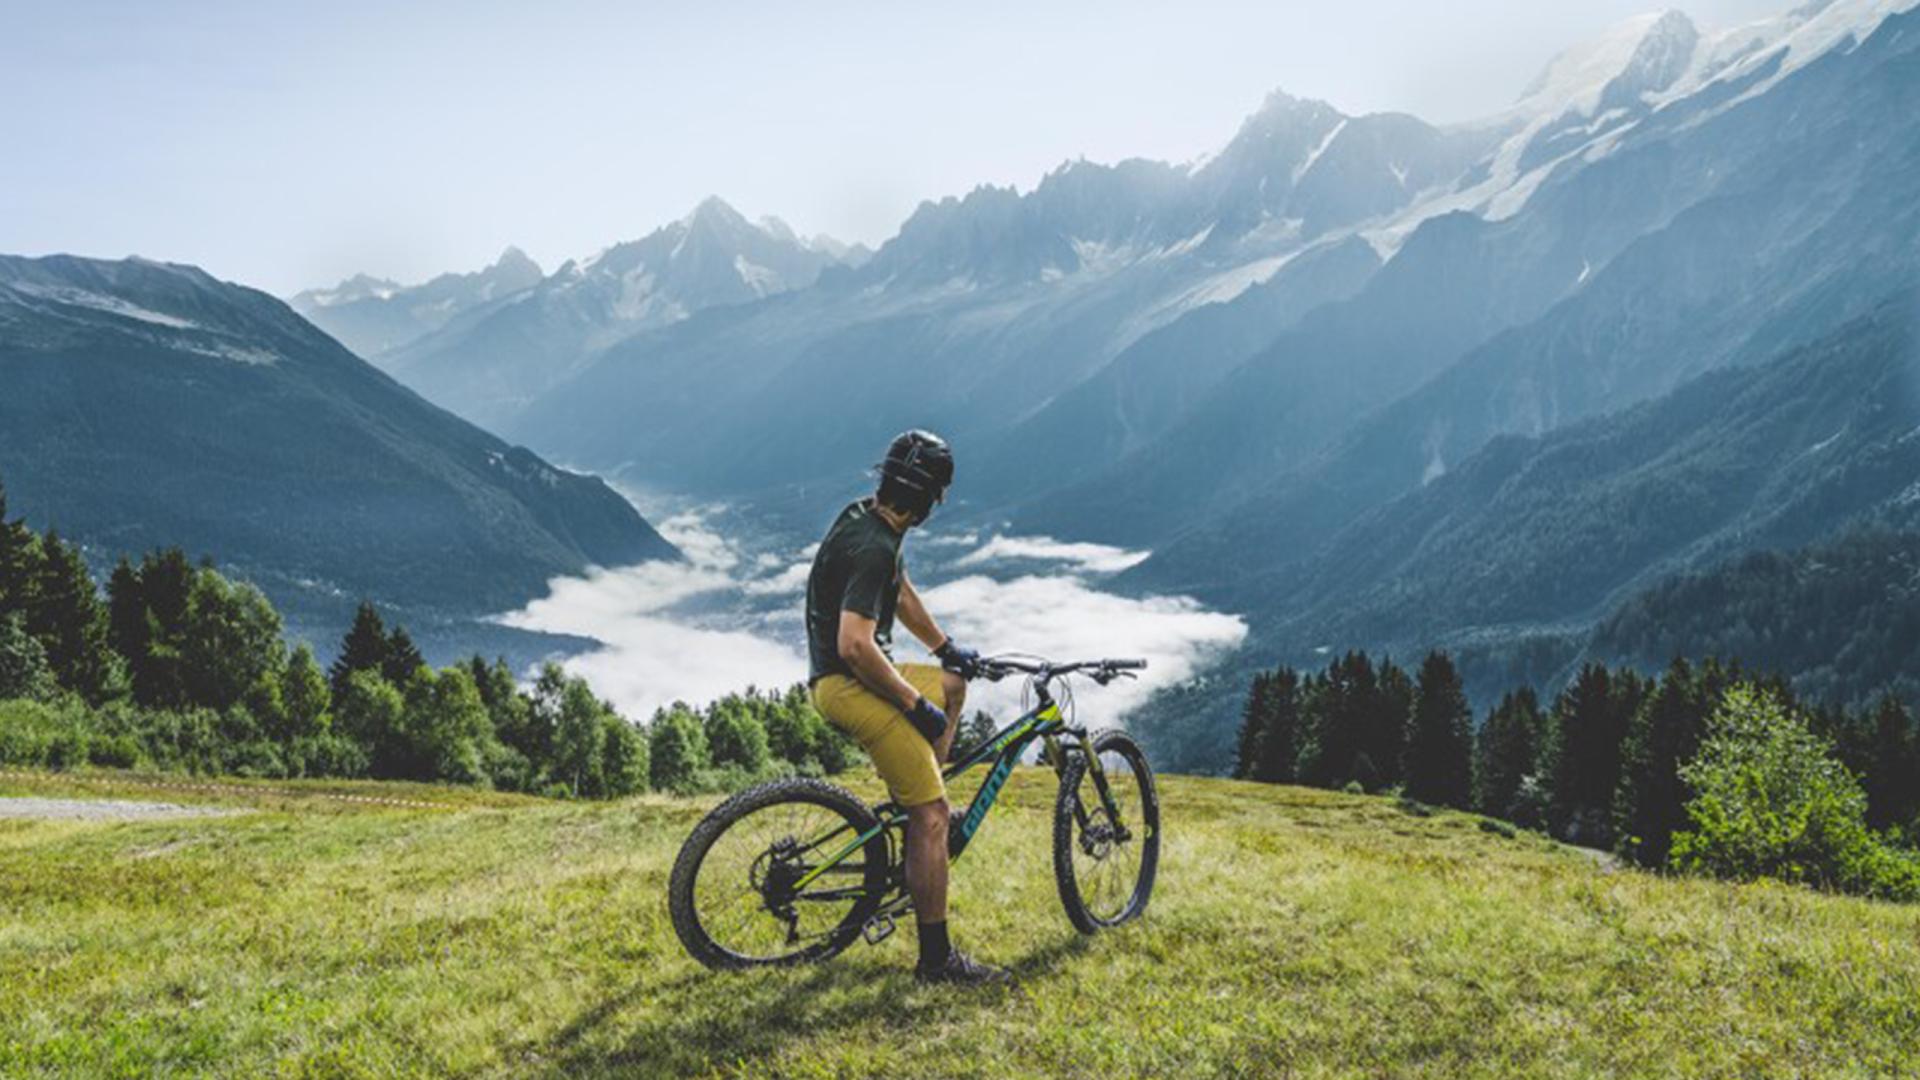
xmin=3 ymin=767 xmax=1918 ymax=1078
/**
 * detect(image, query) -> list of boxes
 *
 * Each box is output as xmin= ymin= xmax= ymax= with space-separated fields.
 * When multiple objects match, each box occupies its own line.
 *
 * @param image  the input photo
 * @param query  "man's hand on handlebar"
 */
xmin=934 ymin=638 xmax=982 ymax=680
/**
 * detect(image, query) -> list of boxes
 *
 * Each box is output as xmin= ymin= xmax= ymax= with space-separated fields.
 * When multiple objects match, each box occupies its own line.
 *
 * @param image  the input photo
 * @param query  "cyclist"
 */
xmin=805 ymin=429 xmax=1010 ymax=985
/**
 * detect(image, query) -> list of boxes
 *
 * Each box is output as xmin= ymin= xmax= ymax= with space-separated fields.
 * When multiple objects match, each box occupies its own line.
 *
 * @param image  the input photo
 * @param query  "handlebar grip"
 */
xmin=1108 ymin=658 xmax=1148 ymax=670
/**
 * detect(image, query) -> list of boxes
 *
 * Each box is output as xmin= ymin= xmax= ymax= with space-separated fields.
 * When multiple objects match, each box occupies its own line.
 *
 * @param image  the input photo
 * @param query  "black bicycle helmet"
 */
xmin=876 ymin=429 xmax=954 ymax=524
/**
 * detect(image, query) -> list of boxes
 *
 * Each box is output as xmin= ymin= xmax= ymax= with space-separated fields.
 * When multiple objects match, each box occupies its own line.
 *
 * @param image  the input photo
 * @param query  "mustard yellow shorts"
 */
xmin=811 ymin=663 xmax=950 ymax=807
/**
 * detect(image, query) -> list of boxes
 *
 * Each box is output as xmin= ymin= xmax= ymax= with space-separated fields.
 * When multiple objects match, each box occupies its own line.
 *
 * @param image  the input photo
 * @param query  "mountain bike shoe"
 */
xmin=915 ymin=949 xmax=1011 ymax=986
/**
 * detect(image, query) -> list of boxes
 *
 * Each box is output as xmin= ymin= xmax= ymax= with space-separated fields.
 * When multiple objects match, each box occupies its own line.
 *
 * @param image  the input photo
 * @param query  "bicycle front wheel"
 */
xmin=1053 ymin=729 xmax=1160 ymax=933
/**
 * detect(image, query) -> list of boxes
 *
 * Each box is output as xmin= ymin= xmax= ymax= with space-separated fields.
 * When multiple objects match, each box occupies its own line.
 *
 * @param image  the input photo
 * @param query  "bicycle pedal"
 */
xmin=862 ymin=913 xmax=896 ymax=946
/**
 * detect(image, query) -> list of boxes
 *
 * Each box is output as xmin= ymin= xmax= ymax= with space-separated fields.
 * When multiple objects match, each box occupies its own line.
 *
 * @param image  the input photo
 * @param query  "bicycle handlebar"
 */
xmin=970 ymin=655 xmax=1148 ymax=684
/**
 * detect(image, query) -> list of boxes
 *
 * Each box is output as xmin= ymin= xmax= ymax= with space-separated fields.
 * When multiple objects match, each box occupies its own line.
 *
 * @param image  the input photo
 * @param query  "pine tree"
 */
xmin=1251 ymin=667 xmax=1301 ymax=784
xmin=382 ymin=625 xmax=425 ymax=687
xmin=331 ymin=602 xmax=389 ymax=698
xmin=1544 ymin=664 xmax=1640 ymax=847
xmin=1403 ymin=651 xmax=1473 ymax=808
xmin=0 ymin=474 xmax=23 ymax=613
xmin=957 ymin=709 xmax=998 ymax=757
xmin=1234 ymin=672 xmax=1274 ymax=780
xmin=1363 ymin=658 xmax=1413 ymax=792
xmin=1474 ymin=688 xmax=1545 ymax=824
xmin=1298 ymin=653 xmax=1376 ymax=789
xmin=107 ymin=558 xmax=148 ymax=674
xmin=1612 ymin=657 xmax=1714 ymax=867
xmin=1862 ymin=693 xmax=1918 ymax=832
xmin=25 ymin=530 xmax=122 ymax=702
xmin=137 ymin=549 xmax=195 ymax=638
xmin=124 ymin=549 xmax=195 ymax=708
xmin=471 ymin=656 xmax=536 ymax=759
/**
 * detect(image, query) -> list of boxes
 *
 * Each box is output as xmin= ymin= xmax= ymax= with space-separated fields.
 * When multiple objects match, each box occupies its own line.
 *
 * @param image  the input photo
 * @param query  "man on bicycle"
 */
xmin=805 ymin=429 xmax=1009 ymax=985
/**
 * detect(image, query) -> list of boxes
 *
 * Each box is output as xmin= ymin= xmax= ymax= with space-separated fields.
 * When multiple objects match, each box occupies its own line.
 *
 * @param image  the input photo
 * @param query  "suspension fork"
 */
xmin=1049 ymin=728 xmax=1127 ymax=831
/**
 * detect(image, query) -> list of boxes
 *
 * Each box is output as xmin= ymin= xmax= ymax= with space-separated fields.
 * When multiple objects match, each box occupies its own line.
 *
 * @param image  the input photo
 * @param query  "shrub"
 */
xmin=1670 ymin=685 xmax=1920 ymax=902
xmin=601 ymin=716 xmax=649 ymax=798
xmin=706 ymin=705 xmax=771 ymax=773
xmin=0 ymin=613 xmax=56 ymax=703
xmin=0 ymin=699 xmax=62 ymax=765
xmin=650 ymin=705 xmax=711 ymax=793
xmin=88 ymin=733 xmax=144 ymax=769
xmin=288 ymin=733 xmax=370 ymax=779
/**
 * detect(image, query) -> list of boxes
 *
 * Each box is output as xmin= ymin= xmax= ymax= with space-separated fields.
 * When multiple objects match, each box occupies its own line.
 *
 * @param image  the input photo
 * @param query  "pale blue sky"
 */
xmin=1 ymin=1 xmax=1788 ymax=294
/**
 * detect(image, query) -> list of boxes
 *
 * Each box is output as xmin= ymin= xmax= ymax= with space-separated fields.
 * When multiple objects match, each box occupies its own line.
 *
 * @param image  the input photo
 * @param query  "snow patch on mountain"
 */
xmin=1363 ymin=11 xmax=1699 ymax=255
xmin=1292 ymin=118 xmax=1348 ymax=183
xmin=734 ymin=255 xmax=780 ymax=295
xmin=12 ymin=283 xmax=199 ymax=329
xmin=1511 ymin=11 xmax=1683 ymax=123
xmin=1654 ymin=0 xmax=1918 ymax=110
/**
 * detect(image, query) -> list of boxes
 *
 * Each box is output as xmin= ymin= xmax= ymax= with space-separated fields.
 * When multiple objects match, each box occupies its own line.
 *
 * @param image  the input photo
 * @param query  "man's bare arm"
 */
xmin=838 ymin=609 xmax=924 ymax=710
xmin=895 ymin=569 xmax=949 ymax=653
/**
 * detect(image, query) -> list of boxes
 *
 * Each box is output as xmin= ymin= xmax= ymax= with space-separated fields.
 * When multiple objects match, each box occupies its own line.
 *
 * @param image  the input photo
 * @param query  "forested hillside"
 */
xmin=0 ymin=472 xmax=843 ymax=797
xmin=1213 ymin=648 xmax=1920 ymax=900
xmin=0 ymin=254 xmax=676 ymax=616
xmin=1124 ymin=295 xmax=1920 ymax=767
xmin=1593 ymin=528 xmax=1920 ymax=710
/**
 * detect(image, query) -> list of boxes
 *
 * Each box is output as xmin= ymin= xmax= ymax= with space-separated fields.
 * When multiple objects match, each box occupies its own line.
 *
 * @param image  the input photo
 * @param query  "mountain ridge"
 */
xmin=0 ymin=253 xmax=678 ymax=622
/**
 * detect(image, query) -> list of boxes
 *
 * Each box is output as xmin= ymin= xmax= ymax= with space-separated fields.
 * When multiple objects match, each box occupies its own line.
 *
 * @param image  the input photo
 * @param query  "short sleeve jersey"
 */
xmin=805 ymin=499 xmax=905 ymax=683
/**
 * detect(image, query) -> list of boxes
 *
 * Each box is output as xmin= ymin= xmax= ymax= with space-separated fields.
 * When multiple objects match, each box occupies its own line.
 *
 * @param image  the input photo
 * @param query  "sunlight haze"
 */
xmin=4 ymin=0 xmax=1791 ymax=293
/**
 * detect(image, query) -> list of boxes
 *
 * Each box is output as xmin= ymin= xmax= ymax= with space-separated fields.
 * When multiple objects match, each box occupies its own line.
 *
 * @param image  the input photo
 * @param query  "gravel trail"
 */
xmin=0 ymin=797 xmax=247 ymax=821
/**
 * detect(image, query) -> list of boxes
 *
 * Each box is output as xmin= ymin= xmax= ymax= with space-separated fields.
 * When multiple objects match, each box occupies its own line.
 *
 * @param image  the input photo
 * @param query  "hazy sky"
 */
xmin=2 ymin=0 xmax=1791 ymax=295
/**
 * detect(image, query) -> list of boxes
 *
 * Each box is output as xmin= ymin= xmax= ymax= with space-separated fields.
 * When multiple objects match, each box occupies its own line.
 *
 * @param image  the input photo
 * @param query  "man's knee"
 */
xmin=907 ymin=798 xmax=950 ymax=839
xmin=941 ymin=671 xmax=966 ymax=716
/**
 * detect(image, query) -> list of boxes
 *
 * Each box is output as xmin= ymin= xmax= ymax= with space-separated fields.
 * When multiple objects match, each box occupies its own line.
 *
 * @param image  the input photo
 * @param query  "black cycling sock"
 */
xmin=916 ymin=919 xmax=951 ymax=970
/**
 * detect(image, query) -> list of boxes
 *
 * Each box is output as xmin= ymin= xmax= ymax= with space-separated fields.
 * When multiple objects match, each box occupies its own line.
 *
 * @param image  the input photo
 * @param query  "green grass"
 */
xmin=3 ymin=767 xmax=1918 ymax=1078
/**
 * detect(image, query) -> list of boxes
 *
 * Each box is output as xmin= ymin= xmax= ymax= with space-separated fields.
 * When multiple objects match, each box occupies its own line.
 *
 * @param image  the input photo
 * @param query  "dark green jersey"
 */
xmin=805 ymin=499 xmax=905 ymax=683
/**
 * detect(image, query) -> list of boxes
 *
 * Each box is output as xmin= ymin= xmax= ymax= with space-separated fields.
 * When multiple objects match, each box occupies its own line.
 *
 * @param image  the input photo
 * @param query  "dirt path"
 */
xmin=0 ymin=797 xmax=248 ymax=822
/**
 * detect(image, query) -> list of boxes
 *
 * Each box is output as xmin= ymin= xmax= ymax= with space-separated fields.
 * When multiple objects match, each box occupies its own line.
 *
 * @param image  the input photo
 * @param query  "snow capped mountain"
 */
xmin=1114 ymin=0 xmax=1920 ymax=596
xmin=1658 ymin=0 xmax=1919 ymax=103
xmin=290 ymin=247 xmax=543 ymax=358
xmin=1362 ymin=0 xmax=1918 ymax=255
xmin=297 ymin=272 xmax=401 ymax=309
xmin=367 ymin=0 xmax=1920 ymax=549
xmin=378 ymin=197 xmax=861 ymax=429
xmin=1509 ymin=10 xmax=1699 ymax=123
xmin=803 ymin=233 xmax=873 ymax=267
xmin=560 ymin=196 xmax=842 ymax=324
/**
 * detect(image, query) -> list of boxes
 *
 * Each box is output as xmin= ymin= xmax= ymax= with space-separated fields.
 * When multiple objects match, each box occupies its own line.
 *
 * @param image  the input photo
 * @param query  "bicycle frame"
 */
xmin=784 ymin=680 xmax=1127 ymax=910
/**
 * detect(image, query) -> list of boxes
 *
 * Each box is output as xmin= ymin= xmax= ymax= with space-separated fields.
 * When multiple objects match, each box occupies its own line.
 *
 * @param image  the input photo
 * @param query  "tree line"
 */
xmin=1233 ymin=650 xmax=1920 ymax=900
xmin=0 ymin=472 xmax=852 ymax=797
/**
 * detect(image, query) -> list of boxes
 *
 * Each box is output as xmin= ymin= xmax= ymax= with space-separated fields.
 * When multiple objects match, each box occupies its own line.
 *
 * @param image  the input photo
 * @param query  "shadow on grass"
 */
xmin=534 ymin=933 xmax=1095 ymax=1076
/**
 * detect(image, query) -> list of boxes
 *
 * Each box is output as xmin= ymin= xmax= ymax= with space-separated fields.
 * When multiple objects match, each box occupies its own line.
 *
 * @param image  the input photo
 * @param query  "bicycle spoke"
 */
xmin=690 ymin=797 xmax=878 ymax=963
xmin=1070 ymin=747 xmax=1148 ymax=922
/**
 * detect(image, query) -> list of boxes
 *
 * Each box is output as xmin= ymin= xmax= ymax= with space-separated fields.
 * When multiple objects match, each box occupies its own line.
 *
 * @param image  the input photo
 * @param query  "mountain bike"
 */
xmin=669 ymin=655 xmax=1160 ymax=969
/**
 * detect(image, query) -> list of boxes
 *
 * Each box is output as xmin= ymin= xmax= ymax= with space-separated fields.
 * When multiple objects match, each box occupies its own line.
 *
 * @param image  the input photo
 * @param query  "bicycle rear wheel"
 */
xmin=1053 ymin=729 xmax=1160 ymax=933
xmin=669 ymin=778 xmax=892 ymax=969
